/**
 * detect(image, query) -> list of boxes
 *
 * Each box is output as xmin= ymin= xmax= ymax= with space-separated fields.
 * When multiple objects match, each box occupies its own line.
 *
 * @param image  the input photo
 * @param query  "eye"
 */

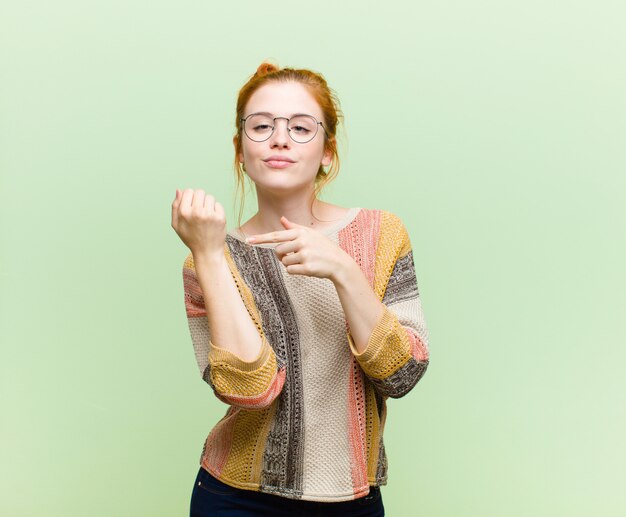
xmin=291 ymin=125 xmax=311 ymax=133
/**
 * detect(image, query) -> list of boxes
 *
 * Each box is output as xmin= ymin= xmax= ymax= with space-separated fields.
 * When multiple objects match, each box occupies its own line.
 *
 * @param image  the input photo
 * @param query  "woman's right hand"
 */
xmin=171 ymin=189 xmax=226 ymax=258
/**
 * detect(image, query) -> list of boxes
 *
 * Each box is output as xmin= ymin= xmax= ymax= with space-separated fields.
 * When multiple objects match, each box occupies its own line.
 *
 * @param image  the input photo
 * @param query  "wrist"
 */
xmin=192 ymin=249 xmax=225 ymax=268
xmin=331 ymin=252 xmax=357 ymax=286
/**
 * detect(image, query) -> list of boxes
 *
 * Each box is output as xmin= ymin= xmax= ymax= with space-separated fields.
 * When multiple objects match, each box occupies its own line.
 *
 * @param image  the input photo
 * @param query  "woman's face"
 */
xmin=237 ymin=81 xmax=332 ymax=195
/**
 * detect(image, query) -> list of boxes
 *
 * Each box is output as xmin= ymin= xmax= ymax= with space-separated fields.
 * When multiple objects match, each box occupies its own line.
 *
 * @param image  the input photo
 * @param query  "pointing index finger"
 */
xmin=246 ymin=229 xmax=297 ymax=244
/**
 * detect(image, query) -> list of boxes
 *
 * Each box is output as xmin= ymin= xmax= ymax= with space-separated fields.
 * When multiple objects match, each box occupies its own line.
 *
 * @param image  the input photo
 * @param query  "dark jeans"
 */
xmin=190 ymin=466 xmax=385 ymax=516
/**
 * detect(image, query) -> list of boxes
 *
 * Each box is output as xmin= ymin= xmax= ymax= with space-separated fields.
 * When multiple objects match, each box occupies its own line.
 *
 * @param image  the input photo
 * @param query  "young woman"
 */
xmin=171 ymin=63 xmax=430 ymax=516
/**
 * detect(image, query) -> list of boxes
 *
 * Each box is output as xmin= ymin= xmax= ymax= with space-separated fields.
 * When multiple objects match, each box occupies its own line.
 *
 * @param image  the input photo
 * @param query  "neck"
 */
xmin=249 ymin=186 xmax=329 ymax=234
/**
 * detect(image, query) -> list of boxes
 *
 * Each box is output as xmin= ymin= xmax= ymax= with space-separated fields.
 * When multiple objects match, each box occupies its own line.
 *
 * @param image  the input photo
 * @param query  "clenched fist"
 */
xmin=171 ymin=189 xmax=226 ymax=257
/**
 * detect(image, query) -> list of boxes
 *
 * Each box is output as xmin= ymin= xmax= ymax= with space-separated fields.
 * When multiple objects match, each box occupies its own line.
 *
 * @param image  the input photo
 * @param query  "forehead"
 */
xmin=245 ymin=81 xmax=322 ymax=119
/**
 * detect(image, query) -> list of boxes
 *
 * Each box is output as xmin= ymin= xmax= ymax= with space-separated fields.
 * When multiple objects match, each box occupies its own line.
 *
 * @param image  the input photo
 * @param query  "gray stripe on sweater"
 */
xmin=382 ymin=250 xmax=419 ymax=305
xmin=226 ymin=236 xmax=305 ymax=498
xmin=369 ymin=358 xmax=429 ymax=398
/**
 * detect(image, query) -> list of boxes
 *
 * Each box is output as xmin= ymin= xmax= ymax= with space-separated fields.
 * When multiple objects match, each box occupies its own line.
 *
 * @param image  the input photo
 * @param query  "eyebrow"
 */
xmin=246 ymin=111 xmax=317 ymax=119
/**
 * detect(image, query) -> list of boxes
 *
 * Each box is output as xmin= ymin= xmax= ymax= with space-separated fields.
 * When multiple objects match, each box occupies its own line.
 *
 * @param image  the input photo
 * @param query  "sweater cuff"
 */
xmin=347 ymin=307 xmax=396 ymax=361
xmin=347 ymin=306 xmax=412 ymax=380
xmin=208 ymin=335 xmax=271 ymax=372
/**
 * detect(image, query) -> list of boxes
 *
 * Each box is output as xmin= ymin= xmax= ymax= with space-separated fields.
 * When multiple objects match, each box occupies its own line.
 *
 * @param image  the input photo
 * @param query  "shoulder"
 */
xmin=358 ymin=207 xmax=404 ymax=224
xmin=376 ymin=208 xmax=405 ymax=226
xmin=365 ymin=208 xmax=410 ymax=238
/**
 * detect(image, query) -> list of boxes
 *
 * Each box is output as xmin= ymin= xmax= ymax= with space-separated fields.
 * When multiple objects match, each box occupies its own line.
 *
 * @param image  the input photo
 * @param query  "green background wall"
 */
xmin=1 ymin=1 xmax=624 ymax=515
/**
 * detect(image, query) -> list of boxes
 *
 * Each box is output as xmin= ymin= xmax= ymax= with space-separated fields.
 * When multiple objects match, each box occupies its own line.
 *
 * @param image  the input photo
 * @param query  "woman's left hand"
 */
xmin=246 ymin=216 xmax=350 ymax=282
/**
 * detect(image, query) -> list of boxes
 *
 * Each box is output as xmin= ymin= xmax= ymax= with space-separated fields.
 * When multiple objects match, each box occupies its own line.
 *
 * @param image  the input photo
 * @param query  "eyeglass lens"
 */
xmin=243 ymin=114 xmax=319 ymax=143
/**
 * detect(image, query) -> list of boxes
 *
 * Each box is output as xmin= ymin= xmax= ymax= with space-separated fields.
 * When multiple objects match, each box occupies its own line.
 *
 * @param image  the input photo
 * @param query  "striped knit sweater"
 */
xmin=182 ymin=207 xmax=430 ymax=502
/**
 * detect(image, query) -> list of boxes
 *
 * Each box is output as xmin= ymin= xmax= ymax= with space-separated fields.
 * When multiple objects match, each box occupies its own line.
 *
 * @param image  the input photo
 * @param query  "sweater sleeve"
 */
xmin=182 ymin=252 xmax=285 ymax=410
xmin=346 ymin=219 xmax=430 ymax=399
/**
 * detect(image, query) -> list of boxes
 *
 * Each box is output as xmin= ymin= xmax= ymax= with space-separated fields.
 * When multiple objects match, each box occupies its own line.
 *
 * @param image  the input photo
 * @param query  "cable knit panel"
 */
xmin=225 ymin=239 xmax=306 ymax=498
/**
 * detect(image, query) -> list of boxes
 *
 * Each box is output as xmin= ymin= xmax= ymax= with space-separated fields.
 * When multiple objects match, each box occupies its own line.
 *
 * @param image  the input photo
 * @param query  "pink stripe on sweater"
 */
xmin=338 ymin=209 xmax=380 ymax=288
xmin=338 ymin=209 xmax=381 ymax=335
xmin=406 ymin=329 xmax=429 ymax=362
xmin=347 ymin=358 xmax=369 ymax=492
xmin=202 ymin=406 xmax=238 ymax=476
xmin=183 ymin=268 xmax=206 ymax=317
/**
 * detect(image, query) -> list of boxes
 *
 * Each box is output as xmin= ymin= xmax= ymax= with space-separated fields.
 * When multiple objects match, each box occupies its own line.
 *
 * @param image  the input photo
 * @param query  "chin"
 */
xmin=254 ymin=177 xmax=315 ymax=193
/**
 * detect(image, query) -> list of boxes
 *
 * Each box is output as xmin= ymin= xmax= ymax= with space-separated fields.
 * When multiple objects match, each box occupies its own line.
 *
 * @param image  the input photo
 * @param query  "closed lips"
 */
xmin=264 ymin=156 xmax=295 ymax=162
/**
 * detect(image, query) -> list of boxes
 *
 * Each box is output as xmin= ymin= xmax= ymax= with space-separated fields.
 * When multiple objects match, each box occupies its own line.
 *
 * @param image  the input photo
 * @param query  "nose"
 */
xmin=268 ymin=118 xmax=291 ymax=148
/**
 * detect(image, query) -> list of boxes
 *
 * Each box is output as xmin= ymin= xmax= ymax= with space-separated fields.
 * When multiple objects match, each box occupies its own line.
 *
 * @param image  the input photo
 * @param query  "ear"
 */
xmin=233 ymin=135 xmax=244 ymax=164
xmin=321 ymin=140 xmax=334 ymax=167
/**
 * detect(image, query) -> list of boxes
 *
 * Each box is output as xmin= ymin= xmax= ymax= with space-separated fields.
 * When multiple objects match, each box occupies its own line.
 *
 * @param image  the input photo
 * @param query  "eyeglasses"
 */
xmin=240 ymin=113 xmax=328 ymax=144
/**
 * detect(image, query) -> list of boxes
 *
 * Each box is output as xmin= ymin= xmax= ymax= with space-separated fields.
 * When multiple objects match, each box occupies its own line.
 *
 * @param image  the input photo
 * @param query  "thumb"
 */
xmin=172 ymin=189 xmax=181 ymax=210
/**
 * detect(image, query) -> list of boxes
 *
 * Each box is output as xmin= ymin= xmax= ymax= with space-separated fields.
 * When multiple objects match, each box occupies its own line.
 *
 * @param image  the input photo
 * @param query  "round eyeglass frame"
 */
xmin=240 ymin=113 xmax=329 ymax=144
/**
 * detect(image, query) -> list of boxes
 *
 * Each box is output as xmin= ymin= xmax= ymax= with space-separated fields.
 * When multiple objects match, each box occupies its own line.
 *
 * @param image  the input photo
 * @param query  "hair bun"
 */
xmin=255 ymin=61 xmax=279 ymax=77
